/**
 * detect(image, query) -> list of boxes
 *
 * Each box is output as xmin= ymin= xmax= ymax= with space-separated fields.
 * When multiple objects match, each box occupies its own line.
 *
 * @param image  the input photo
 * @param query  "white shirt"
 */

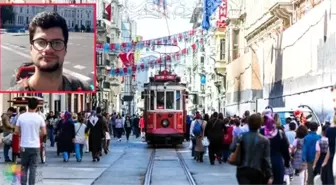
xmin=16 ymin=112 xmax=45 ymax=148
xmin=74 ymin=122 xmax=87 ymax=144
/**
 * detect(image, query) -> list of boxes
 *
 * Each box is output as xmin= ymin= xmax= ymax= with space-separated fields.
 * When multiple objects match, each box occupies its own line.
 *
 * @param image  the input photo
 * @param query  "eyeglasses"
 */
xmin=31 ymin=38 xmax=66 ymax=51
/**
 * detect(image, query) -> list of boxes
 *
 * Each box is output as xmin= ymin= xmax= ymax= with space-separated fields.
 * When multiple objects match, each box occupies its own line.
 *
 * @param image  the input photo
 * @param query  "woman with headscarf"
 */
xmin=260 ymin=112 xmax=291 ymax=185
xmin=85 ymin=108 xmax=105 ymax=162
xmin=57 ymin=111 xmax=75 ymax=162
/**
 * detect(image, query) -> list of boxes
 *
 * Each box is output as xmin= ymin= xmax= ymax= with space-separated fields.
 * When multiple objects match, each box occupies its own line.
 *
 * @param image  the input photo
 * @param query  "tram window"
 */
xmin=157 ymin=92 xmax=164 ymax=109
xmin=150 ymin=91 xmax=155 ymax=110
xmin=166 ymin=91 xmax=175 ymax=109
xmin=176 ymin=91 xmax=181 ymax=110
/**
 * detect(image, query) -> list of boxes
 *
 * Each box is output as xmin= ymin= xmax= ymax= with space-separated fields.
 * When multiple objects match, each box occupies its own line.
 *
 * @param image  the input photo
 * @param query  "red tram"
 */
xmin=141 ymin=70 xmax=188 ymax=145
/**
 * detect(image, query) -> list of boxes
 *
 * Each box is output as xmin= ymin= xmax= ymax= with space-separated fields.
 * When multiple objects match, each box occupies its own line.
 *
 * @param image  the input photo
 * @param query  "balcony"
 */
xmin=269 ymin=2 xmax=293 ymax=24
xmin=214 ymin=60 xmax=227 ymax=75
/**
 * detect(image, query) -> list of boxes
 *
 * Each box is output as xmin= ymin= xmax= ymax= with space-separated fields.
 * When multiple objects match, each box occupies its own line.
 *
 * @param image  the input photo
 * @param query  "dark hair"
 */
xmin=212 ymin=112 xmax=218 ymax=118
xmin=77 ymin=113 xmax=84 ymax=123
xmin=19 ymin=107 xmax=27 ymax=113
xmin=322 ymin=125 xmax=329 ymax=133
xmin=27 ymin=98 xmax=39 ymax=110
xmin=289 ymin=122 xmax=296 ymax=131
xmin=286 ymin=117 xmax=292 ymax=123
xmin=29 ymin=11 xmax=68 ymax=46
xmin=248 ymin=114 xmax=262 ymax=131
xmin=296 ymin=125 xmax=308 ymax=139
xmin=309 ymin=122 xmax=318 ymax=131
xmin=96 ymin=107 xmax=102 ymax=114
xmin=218 ymin=113 xmax=224 ymax=120
xmin=7 ymin=107 xmax=16 ymax=112
xmin=244 ymin=110 xmax=250 ymax=118
xmin=203 ymin=114 xmax=209 ymax=122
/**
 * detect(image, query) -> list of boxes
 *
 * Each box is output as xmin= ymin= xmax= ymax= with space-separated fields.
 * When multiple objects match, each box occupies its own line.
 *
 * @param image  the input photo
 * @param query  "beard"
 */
xmin=36 ymin=56 xmax=61 ymax=72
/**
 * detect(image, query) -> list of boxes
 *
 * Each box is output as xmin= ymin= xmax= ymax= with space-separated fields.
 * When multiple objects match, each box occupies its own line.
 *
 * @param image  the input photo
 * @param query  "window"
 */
xmin=176 ymin=91 xmax=181 ymax=110
xmin=220 ymin=39 xmax=225 ymax=60
xmin=166 ymin=91 xmax=174 ymax=109
xmin=232 ymin=30 xmax=240 ymax=60
xmin=156 ymin=92 xmax=164 ymax=109
xmin=150 ymin=91 xmax=154 ymax=110
xmin=26 ymin=17 xmax=28 ymax=24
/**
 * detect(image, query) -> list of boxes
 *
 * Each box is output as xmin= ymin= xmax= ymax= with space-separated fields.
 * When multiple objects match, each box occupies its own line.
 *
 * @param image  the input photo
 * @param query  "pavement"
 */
xmin=0 ymin=136 xmax=303 ymax=185
xmin=0 ymin=32 xmax=95 ymax=90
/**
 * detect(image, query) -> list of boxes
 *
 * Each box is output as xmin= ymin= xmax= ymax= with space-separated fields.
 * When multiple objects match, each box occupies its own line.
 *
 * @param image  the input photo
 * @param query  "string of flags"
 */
xmin=96 ymin=28 xmax=207 ymax=53
xmin=109 ymin=43 xmax=201 ymax=77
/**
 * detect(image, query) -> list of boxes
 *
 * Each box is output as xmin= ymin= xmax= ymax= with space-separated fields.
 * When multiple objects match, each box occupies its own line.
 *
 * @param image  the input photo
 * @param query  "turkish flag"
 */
xmin=118 ymin=52 xmax=134 ymax=67
xmin=105 ymin=4 xmax=111 ymax=21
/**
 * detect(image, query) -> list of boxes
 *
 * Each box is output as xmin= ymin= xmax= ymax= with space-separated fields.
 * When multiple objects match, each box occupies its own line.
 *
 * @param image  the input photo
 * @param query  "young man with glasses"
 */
xmin=8 ymin=11 xmax=91 ymax=91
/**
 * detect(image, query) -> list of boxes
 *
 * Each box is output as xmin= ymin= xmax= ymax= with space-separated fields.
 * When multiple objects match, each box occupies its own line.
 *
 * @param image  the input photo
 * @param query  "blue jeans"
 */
xmin=48 ymin=128 xmax=54 ymax=147
xmin=3 ymin=144 xmax=11 ymax=161
xmin=222 ymin=150 xmax=231 ymax=162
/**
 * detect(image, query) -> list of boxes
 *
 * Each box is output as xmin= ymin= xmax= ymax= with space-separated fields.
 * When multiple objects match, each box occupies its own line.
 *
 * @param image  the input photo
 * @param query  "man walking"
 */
xmin=15 ymin=97 xmax=46 ymax=185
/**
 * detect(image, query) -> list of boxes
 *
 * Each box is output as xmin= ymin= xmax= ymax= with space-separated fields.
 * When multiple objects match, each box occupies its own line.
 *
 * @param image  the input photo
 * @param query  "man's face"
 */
xmin=30 ymin=27 xmax=67 ymax=73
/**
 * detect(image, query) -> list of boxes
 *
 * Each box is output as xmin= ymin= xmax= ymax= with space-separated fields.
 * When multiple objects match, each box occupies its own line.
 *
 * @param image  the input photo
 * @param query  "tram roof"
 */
xmin=144 ymin=82 xmax=186 ymax=87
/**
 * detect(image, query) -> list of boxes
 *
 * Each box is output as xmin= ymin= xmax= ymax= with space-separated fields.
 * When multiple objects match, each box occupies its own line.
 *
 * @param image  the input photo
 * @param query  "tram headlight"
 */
xmin=161 ymin=119 xmax=169 ymax=128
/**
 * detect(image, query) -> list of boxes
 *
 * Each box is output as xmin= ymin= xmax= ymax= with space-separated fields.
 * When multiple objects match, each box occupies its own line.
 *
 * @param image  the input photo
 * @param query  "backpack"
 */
xmin=193 ymin=120 xmax=202 ymax=136
xmin=223 ymin=126 xmax=233 ymax=144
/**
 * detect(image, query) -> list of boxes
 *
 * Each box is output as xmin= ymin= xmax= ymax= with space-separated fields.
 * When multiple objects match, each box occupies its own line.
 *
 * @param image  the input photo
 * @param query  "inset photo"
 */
xmin=0 ymin=3 xmax=96 ymax=93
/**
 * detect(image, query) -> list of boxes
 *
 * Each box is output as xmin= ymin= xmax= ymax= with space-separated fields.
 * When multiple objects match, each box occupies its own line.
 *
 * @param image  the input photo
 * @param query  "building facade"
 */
xmin=188 ymin=2 xmax=226 ymax=115
xmin=0 ymin=93 xmax=90 ymax=115
xmin=3 ymin=5 xmax=94 ymax=31
xmin=96 ymin=0 xmax=124 ymax=113
xmin=223 ymin=0 xmax=333 ymax=120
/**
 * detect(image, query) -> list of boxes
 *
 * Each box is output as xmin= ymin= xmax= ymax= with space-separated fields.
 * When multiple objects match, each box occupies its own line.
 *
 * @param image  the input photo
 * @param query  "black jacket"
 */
xmin=233 ymin=131 xmax=273 ymax=180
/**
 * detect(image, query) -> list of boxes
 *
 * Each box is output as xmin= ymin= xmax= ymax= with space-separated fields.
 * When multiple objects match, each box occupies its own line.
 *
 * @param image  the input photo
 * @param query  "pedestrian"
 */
xmin=222 ymin=118 xmax=233 ymax=163
xmin=313 ymin=125 xmax=330 ymax=184
xmin=124 ymin=115 xmax=132 ymax=141
xmin=74 ymin=113 xmax=87 ymax=162
xmin=101 ymin=112 xmax=109 ymax=154
xmin=205 ymin=112 xmax=225 ymax=165
xmin=1 ymin=107 xmax=16 ymax=162
xmin=190 ymin=112 xmax=202 ymax=160
xmin=115 ymin=114 xmax=124 ymax=142
xmin=232 ymin=113 xmax=273 ymax=185
xmin=7 ymin=11 xmax=91 ymax=91
xmin=302 ymin=122 xmax=321 ymax=185
xmin=139 ymin=116 xmax=145 ymax=139
xmin=291 ymin=125 xmax=308 ymax=185
xmin=260 ymin=111 xmax=291 ymax=185
xmin=194 ymin=114 xmax=208 ymax=162
xmin=57 ymin=111 xmax=75 ymax=162
xmin=85 ymin=108 xmax=105 ymax=162
xmin=46 ymin=111 xmax=57 ymax=147
xmin=12 ymin=107 xmax=27 ymax=163
xmin=14 ymin=97 xmax=46 ymax=185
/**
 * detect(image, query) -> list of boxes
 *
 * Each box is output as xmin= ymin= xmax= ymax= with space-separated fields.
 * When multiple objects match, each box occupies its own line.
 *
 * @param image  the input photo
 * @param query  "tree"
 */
xmin=1 ymin=6 xmax=15 ymax=25
xmin=86 ymin=25 xmax=91 ymax=32
xmin=74 ymin=24 xmax=79 ymax=32
xmin=80 ymin=24 xmax=85 ymax=32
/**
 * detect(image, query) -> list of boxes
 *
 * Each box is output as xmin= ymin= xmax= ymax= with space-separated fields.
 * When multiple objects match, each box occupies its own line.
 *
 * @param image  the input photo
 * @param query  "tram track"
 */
xmin=143 ymin=147 xmax=197 ymax=185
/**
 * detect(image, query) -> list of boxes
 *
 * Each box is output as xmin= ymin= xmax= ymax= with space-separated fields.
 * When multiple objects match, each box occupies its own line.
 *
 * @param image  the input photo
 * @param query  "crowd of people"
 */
xmin=187 ymin=110 xmax=336 ymax=185
xmin=0 ymin=97 xmax=145 ymax=185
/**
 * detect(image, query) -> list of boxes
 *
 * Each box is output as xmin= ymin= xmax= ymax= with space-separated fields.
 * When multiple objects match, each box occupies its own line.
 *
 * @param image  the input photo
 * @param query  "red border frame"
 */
xmin=0 ymin=2 xmax=97 ymax=94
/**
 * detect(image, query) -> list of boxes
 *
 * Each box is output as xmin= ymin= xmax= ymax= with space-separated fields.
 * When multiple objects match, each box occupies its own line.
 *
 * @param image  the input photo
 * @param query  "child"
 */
xmin=313 ymin=125 xmax=330 ymax=184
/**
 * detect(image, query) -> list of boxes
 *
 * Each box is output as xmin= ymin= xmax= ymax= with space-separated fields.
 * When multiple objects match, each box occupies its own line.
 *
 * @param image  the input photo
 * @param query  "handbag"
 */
xmin=202 ymin=137 xmax=209 ymax=147
xmin=228 ymin=142 xmax=241 ymax=166
xmin=3 ymin=133 xmax=13 ymax=145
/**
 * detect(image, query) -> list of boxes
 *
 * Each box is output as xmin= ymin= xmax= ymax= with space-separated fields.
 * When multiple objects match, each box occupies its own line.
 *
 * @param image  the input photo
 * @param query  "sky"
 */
xmin=122 ymin=0 xmax=199 ymax=89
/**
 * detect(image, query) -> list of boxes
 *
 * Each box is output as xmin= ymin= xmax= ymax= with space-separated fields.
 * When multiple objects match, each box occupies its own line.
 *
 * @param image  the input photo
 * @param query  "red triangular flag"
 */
xmin=105 ymin=4 xmax=111 ymax=21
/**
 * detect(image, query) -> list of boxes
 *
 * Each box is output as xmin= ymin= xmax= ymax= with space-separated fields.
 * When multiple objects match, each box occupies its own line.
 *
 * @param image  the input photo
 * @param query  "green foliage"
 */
xmin=1 ymin=6 xmax=15 ymax=25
